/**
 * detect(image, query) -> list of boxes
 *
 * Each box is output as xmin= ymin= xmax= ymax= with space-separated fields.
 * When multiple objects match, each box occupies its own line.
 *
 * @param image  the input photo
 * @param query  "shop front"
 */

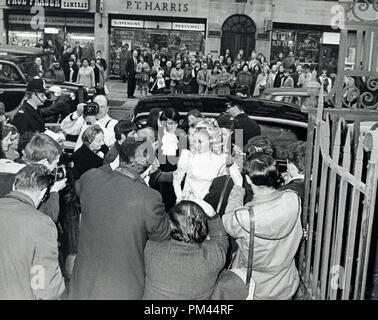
xmin=270 ymin=24 xmax=340 ymax=74
xmin=102 ymin=0 xmax=209 ymax=78
xmin=109 ymin=16 xmax=206 ymax=77
xmin=2 ymin=0 xmax=95 ymax=49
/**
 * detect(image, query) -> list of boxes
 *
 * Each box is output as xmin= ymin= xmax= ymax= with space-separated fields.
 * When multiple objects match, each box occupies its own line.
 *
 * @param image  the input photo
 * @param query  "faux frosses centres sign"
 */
xmin=6 ymin=0 xmax=89 ymax=10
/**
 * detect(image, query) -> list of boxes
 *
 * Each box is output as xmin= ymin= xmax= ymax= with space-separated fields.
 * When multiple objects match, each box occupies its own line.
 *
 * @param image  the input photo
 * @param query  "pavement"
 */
xmin=105 ymin=79 xmax=141 ymax=121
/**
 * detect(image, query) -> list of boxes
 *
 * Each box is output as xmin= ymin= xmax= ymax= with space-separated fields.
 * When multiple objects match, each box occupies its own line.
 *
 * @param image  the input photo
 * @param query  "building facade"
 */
xmin=0 ymin=0 xmax=341 ymax=76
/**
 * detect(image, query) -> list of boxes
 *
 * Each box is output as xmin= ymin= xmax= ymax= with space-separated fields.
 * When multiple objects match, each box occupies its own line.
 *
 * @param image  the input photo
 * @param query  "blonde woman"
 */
xmin=173 ymin=118 xmax=227 ymax=201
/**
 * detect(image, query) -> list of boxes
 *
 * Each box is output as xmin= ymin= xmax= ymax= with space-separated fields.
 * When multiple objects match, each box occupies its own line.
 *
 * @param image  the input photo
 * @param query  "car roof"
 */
xmin=133 ymin=94 xmax=308 ymax=123
xmin=262 ymin=88 xmax=312 ymax=97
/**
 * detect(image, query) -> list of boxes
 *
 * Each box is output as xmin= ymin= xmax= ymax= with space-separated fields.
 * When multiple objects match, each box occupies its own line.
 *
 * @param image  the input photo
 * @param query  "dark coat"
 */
xmin=68 ymin=165 xmax=171 ymax=300
xmin=40 ymin=96 xmax=72 ymax=123
xmin=143 ymin=216 xmax=228 ymax=300
xmin=72 ymin=144 xmax=108 ymax=181
xmin=232 ymin=113 xmax=261 ymax=147
xmin=0 ymin=191 xmax=65 ymax=300
xmin=125 ymin=56 xmax=137 ymax=77
xmin=12 ymin=101 xmax=45 ymax=135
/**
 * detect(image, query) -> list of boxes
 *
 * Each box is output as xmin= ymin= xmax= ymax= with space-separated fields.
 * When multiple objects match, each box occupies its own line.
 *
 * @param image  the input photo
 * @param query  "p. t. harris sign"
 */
xmin=5 ymin=0 xmax=89 ymax=10
xmin=105 ymin=0 xmax=209 ymax=18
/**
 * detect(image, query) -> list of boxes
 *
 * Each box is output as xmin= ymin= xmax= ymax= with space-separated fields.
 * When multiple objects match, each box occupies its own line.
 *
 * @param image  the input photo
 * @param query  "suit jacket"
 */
xmin=125 ymin=57 xmax=137 ymax=76
xmin=0 ymin=191 xmax=65 ymax=300
xmin=73 ymin=46 xmax=83 ymax=60
xmin=12 ymin=101 xmax=45 ymax=135
xmin=143 ymin=216 xmax=228 ymax=300
xmin=232 ymin=113 xmax=261 ymax=147
xmin=68 ymin=165 xmax=171 ymax=300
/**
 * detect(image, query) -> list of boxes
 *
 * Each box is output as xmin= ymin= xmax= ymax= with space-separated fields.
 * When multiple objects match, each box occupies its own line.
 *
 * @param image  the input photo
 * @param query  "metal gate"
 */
xmin=298 ymin=1 xmax=378 ymax=300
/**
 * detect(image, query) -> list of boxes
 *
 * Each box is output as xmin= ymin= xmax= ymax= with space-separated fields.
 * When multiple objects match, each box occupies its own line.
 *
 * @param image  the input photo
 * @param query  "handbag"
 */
xmin=211 ymin=205 xmax=256 ymax=300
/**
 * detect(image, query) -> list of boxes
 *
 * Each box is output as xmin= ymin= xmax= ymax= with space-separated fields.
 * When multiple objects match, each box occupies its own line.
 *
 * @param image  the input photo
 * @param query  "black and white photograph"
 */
xmin=0 ymin=0 xmax=377 ymax=311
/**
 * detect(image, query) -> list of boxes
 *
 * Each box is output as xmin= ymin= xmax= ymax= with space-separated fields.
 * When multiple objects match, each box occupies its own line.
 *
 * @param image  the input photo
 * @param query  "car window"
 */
xmin=0 ymin=63 xmax=21 ymax=83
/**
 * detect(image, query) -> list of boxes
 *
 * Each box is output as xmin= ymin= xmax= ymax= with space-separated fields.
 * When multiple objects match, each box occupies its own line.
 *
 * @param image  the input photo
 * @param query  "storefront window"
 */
xmin=7 ymin=14 xmax=95 ymax=58
xmin=110 ymin=19 xmax=205 ymax=77
xmin=271 ymin=29 xmax=332 ymax=71
xmin=296 ymin=31 xmax=321 ymax=64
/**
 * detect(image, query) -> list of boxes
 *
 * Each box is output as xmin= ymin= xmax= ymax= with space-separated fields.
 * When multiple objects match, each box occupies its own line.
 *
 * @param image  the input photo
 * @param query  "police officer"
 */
xmin=13 ymin=77 xmax=47 ymax=135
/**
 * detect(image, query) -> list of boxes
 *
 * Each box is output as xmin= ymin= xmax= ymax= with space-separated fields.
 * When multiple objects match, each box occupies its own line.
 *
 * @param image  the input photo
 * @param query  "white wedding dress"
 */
xmin=173 ymin=149 xmax=227 ymax=201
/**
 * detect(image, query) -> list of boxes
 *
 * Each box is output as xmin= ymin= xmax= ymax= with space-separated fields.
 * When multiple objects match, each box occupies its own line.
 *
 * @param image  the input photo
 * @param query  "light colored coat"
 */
xmin=0 ymin=191 xmax=65 ymax=300
xmin=223 ymin=185 xmax=302 ymax=300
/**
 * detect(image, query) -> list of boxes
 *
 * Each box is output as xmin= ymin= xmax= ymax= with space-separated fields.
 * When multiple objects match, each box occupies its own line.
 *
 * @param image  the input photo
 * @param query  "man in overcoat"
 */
xmin=68 ymin=138 xmax=171 ymax=299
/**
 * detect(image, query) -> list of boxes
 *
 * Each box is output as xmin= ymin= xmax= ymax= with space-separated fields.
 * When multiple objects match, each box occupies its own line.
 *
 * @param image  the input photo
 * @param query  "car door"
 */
xmin=0 ymin=62 xmax=27 ymax=115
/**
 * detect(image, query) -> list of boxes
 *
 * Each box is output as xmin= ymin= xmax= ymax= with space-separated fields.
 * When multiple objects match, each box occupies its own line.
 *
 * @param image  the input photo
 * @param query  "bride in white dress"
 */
xmin=173 ymin=118 xmax=228 ymax=201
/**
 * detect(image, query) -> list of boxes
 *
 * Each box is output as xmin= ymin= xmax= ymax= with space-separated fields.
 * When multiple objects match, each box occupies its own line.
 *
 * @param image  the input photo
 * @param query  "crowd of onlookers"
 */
xmin=120 ymin=45 xmax=336 ymax=99
xmin=0 ymin=84 xmax=307 ymax=299
xmin=15 ymin=37 xmax=335 ymax=100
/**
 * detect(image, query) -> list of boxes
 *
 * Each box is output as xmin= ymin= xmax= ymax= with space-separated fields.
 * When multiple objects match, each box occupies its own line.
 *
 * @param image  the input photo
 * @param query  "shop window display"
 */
xmin=110 ymin=26 xmax=205 ymax=77
xmin=271 ymin=29 xmax=322 ymax=69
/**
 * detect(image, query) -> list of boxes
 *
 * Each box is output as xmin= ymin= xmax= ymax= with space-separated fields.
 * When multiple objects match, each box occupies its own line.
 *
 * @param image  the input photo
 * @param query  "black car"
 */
xmin=0 ymin=46 xmax=88 ymax=121
xmin=132 ymin=94 xmax=309 ymax=171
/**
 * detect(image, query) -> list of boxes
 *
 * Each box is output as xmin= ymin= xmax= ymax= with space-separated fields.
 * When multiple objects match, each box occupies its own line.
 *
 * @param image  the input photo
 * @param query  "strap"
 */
xmin=246 ymin=207 xmax=255 ymax=287
xmin=105 ymin=119 xmax=112 ymax=129
xmin=216 ymin=175 xmax=231 ymax=214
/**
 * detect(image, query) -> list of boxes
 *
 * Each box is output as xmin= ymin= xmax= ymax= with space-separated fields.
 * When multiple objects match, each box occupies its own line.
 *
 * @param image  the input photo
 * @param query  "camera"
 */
xmin=83 ymin=102 xmax=100 ymax=117
xmin=49 ymin=165 xmax=67 ymax=184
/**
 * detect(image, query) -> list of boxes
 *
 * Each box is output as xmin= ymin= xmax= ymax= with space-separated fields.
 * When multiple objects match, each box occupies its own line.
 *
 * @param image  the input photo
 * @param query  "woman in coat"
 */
xmin=224 ymin=154 xmax=302 ymax=300
xmin=76 ymin=58 xmax=95 ymax=89
xmin=236 ymin=64 xmax=253 ymax=97
xmin=170 ymin=61 xmax=184 ymax=95
xmin=253 ymin=66 xmax=272 ymax=97
xmin=143 ymin=199 xmax=228 ymax=300
xmin=206 ymin=65 xmax=220 ymax=95
xmin=182 ymin=62 xmax=193 ymax=94
xmin=72 ymin=125 xmax=108 ymax=180
xmin=217 ymin=65 xmax=231 ymax=96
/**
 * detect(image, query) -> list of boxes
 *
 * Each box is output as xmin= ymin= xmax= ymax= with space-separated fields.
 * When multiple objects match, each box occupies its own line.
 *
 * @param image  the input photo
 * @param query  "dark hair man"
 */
xmin=68 ymin=138 xmax=170 ymax=299
xmin=279 ymin=141 xmax=306 ymax=204
xmin=225 ymin=95 xmax=261 ymax=148
xmin=125 ymin=49 xmax=139 ymax=98
xmin=103 ymin=120 xmax=137 ymax=166
xmin=0 ymin=164 xmax=65 ymax=300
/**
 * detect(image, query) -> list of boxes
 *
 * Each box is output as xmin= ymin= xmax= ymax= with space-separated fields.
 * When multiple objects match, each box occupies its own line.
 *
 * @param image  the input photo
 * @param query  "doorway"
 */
xmin=221 ymin=14 xmax=256 ymax=58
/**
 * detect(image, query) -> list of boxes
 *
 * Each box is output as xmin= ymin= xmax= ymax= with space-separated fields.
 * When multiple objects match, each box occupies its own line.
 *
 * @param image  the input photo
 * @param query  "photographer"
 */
xmin=61 ymin=95 xmax=118 ymax=151
xmin=0 ymin=133 xmax=67 ymax=223
xmin=0 ymin=164 xmax=65 ymax=300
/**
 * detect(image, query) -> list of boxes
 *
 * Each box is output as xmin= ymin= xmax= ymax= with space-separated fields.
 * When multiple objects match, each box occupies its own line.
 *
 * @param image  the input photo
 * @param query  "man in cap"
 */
xmin=13 ymin=77 xmax=47 ymax=135
xmin=40 ymin=85 xmax=72 ymax=123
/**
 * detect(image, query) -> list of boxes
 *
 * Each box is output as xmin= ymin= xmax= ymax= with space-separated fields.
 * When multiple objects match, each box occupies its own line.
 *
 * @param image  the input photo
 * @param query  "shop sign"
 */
xmin=144 ymin=21 xmax=172 ymax=30
xmin=111 ymin=19 xmax=144 ymax=28
xmin=5 ymin=0 xmax=89 ymax=10
xmin=105 ymin=0 xmax=209 ymax=18
xmin=61 ymin=0 xmax=89 ymax=10
xmin=172 ymin=22 xmax=205 ymax=32
xmin=9 ymin=14 xmax=94 ymax=27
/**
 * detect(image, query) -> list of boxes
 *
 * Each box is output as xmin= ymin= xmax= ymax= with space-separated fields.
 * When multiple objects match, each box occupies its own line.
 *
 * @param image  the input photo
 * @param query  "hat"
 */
xmin=225 ymin=95 xmax=245 ymax=108
xmin=26 ymin=77 xmax=46 ymax=93
xmin=48 ymin=85 xmax=62 ymax=97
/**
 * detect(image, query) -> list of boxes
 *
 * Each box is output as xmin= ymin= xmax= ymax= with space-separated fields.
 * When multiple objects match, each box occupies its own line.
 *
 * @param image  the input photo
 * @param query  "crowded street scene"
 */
xmin=0 ymin=0 xmax=378 ymax=307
